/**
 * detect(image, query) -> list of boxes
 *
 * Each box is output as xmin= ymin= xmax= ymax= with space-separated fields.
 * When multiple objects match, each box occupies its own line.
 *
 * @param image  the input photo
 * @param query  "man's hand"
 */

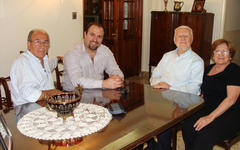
xmin=152 ymin=82 xmax=171 ymax=89
xmin=43 ymin=89 xmax=63 ymax=96
xmin=109 ymin=75 xmax=123 ymax=81
xmin=39 ymin=89 xmax=64 ymax=101
xmin=102 ymin=75 xmax=123 ymax=89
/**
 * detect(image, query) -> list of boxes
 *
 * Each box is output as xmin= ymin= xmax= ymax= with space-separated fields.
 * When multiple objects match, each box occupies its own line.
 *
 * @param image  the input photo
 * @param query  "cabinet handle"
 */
xmin=111 ymin=33 xmax=118 ymax=39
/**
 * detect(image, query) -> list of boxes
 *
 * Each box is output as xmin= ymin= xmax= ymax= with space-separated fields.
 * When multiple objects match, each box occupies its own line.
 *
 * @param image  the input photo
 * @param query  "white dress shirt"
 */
xmin=161 ymin=90 xmax=202 ymax=108
xmin=150 ymin=48 xmax=204 ymax=95
xmin=62 ymin=43 xmax=124 ymax=91
xmin=10 ymin=50 xmax=55 ymax=106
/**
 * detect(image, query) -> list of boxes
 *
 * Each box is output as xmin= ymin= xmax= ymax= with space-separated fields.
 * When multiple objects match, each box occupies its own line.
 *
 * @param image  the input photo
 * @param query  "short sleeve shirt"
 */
xmin=201 ymin=63 xmax=240 ymax=111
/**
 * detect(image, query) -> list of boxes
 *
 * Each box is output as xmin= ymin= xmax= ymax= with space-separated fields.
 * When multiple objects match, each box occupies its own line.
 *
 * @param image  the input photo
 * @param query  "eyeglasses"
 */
xmin=30 ymin=40 xmax=49 ymax=46
xmin=214 ymin=50 xmax=230 ymax=56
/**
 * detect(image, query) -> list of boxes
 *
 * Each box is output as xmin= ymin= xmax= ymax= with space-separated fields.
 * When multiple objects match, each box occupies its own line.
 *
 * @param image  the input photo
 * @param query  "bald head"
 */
xmin=27 ymin=29 xmax=49 ymax=43
xmin=27 ymin=29 xmax=50 ymax=60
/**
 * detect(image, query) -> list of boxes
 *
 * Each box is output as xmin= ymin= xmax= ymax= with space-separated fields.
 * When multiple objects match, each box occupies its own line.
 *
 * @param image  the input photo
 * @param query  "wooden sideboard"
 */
xmin=149 ymin=11 xmax=214 ymax=73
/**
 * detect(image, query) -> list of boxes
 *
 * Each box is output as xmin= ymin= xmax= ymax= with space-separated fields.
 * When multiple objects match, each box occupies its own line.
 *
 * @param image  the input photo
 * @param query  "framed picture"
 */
xmin=192 ymin=0 xmax=205 ymax=13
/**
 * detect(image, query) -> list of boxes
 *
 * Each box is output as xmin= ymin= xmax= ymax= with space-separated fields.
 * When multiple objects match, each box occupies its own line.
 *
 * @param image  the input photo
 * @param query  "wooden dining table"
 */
xmin=2 ymin=82 xmax=204 ymax=150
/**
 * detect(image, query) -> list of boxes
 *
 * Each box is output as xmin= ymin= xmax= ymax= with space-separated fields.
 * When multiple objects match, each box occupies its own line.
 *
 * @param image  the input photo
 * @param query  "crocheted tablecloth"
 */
xmin=17 ymin=103 xmax=112 ymax=140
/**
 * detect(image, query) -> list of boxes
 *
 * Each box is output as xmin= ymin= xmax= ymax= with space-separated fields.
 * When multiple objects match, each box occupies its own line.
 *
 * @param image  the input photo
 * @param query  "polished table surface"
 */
xmin=3 ymin=83 xmax=203 ymax=150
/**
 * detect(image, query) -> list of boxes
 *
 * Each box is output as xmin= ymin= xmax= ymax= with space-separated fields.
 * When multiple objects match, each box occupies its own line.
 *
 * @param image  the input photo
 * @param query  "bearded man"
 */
xmin=62 ymin=22 xmax=124 ymax=91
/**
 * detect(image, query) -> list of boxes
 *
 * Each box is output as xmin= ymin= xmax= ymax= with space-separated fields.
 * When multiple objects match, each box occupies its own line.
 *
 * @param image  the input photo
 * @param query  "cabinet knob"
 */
xmin=111 ymin=33 xmax=118 ymax=39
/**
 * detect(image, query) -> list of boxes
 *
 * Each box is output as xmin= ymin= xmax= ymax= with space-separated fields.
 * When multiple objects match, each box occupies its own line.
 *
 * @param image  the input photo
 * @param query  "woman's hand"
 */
xmin=194 ymin=115 xmax=214 ymax=131
xmin=194 ymin=86 xmax=240 ymax=131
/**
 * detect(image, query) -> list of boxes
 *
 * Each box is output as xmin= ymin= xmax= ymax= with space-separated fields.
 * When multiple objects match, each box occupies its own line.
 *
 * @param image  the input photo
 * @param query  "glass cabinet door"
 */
xmin=121 ymin=0 xmax=136 ymax=38
xmin=102 ymin=0 xmax=115 ymax=40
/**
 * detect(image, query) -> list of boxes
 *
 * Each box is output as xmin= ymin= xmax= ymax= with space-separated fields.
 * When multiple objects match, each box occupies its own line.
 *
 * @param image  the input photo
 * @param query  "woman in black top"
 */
xmin=182 ymin=39 xmax=240 ymax=150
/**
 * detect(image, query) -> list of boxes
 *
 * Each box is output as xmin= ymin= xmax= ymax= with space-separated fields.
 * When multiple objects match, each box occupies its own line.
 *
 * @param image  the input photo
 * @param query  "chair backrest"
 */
xmin=55 ymin=57 xmax=64 ymax=91
xmin=0 ymin=77 xmax=13 ymax=110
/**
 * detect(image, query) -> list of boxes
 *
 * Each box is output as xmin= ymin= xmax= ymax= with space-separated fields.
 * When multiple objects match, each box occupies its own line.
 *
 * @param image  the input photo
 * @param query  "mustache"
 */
xmin=90 ymin=41 xmax=98 ymax=44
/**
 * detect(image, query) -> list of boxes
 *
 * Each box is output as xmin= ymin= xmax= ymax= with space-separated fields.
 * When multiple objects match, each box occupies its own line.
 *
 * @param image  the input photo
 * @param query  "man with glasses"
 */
xmin=10 ymin=29 xmax=62 ymax=106
xmin=148 ymin=25 xmax=204 ymax=150
xmin=150 ymin=25 xmax=204 ymax=95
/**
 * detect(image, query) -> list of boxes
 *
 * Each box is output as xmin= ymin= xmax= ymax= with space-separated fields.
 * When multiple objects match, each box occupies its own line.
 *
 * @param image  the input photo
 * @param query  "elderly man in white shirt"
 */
xmin=148 ymin=25 xmax=204 ymax=150
xmin=10 ymin=29 xmax=62 ymax=106
xmin=150 ymin=25 xmax=204 ymax=95
xmin=62 ymin=22 xmax=124 ymax=91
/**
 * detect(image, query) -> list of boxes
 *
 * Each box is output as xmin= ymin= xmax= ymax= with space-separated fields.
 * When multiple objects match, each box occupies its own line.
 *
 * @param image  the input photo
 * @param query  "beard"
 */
xmin=88 ymin=41 xmax=99 ymax=51
xmin=89 ymin=45 xmax=98 ymax=50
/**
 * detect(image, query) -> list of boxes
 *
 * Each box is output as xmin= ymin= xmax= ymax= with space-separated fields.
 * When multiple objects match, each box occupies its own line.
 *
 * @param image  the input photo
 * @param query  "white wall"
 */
xmin=0 ymin=0 xmax=228 ymax=76
xmin=141 ymin=0 xmax=226 ymax=72
xmin=0 ymin=0 xmax=83 ymax=77
xmin=141 ymin=0 xmax=152 ymax=73
xmin=223 ymin=0 xmax=240 ymax=65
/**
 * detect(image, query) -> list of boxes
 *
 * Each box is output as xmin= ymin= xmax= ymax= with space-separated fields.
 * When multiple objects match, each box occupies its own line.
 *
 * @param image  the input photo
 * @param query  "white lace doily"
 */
xmin=17 ymin=103 xmax=112 ymax=140
xmin=0 ymin=121 xmax=7 ymax=138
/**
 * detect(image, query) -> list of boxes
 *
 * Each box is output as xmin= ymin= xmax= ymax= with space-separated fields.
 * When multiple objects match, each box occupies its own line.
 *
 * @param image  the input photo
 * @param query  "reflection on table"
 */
xmin=3 ymin=82 xmax=203 ymax=150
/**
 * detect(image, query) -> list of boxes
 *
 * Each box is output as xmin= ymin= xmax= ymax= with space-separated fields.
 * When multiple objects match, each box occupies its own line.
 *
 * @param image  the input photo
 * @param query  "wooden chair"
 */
xmin=216 ymin=131 xmax=240 ymax=150
xmin=172 ymin=124 xmax=182 ymax=150
xmin=134 ymin=125 xmax=180 ymax=150
xmin=55 ymin=56 xmax=64 ymax=91
xmin=0 ymin=77 xmax=13 ymax=111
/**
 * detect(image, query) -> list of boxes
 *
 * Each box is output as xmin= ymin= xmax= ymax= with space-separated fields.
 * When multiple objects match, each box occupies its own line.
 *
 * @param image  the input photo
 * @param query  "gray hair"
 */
xmin=27 ymin=29 xmax=49 ymax=42
xmin=174 ymin=25 xmax=193 ymax=39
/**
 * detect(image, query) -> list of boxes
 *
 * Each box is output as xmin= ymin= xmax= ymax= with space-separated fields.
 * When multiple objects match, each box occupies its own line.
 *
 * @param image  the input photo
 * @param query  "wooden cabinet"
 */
xmin=149 ymin=11 xmax=214 ymax=73
xmin=83 ymin=0 xmax=102 ymax=30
